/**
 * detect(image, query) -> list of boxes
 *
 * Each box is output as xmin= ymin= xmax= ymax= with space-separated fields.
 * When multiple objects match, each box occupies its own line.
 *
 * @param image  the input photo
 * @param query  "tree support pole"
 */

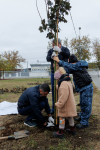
xmin=54 ymin=11 xmax=59 ymax=125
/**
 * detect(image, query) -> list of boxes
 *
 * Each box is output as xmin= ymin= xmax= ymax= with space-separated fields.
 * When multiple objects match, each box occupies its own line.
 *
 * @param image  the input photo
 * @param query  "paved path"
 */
xmin=88 ymin=70 xmax=100 ymax=90
xmin=91 ymin=75 xmax=100 ymax=90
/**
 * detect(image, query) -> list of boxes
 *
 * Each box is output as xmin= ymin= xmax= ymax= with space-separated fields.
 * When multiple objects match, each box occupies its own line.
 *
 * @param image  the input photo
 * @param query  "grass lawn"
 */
xmin=0 ymin=78 xmax=100 ymax=150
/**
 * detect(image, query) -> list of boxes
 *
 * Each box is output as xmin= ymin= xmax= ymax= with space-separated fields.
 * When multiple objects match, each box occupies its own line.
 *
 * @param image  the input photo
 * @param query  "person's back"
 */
xmin=18 ymin=86 xmax=39 ymax=108
xmin=72 ymin=67 xmax=92 ymax=89
xmin=68 ymin=55 xmax=92 ymax=92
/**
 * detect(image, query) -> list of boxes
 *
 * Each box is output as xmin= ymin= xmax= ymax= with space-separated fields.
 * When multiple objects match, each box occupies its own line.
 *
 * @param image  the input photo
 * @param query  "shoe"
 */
xmin=24 ymin=120 xmax=37 ymax=127
xmin=53 ymin=130 xmax=64 ymax=139
xmin=66 ymin=126 xmax=76 ymax=135
xmin=77 ymin=103 xmax=80 ymax=106
xmin=76 ymin=123 xmax=88 ymax=129
xmin=74 ymin=117 xmax=81 ymax=121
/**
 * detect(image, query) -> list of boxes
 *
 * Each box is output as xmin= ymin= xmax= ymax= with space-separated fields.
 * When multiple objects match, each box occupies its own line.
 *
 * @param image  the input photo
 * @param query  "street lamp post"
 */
xmin=79 ymin=27 xmax=81 ymax=37
xmin=79 ymin=27 xmax=81 ymax=60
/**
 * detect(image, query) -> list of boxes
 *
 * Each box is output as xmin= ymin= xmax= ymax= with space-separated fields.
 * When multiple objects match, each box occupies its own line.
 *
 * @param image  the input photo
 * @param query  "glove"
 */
xmin=51 ymin=51 xmax=57 ymax=59
xmin=53 ymin=46 xmax=61 ymax=53
xmin=46 ymin=122 xmax=54 ymax=127
xmin=48 ymin=116 xmax=54 ymax=124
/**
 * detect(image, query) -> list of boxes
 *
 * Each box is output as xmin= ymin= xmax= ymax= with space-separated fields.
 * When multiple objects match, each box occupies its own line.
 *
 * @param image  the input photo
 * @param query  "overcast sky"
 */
xmin=0 ymin=0 xmax=100 ymax=68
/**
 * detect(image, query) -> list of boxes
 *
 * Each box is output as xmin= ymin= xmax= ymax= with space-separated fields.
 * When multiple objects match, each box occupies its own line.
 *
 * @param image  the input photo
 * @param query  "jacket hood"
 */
xmin=76 ymin=60 xmax=88 ymax=68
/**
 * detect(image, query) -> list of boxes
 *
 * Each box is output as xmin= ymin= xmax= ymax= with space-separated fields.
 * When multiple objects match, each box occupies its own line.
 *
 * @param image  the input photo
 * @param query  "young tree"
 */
xmin=38 ymin=0 xmax=71 ymax=39
xmin=0 ymin=51 xmax=25 ymax=71
xmin=92 ymin=39 xmax=100 ymax=69
xmin=70 ymin=36 xmax=91 ymax=61
xmin=63 ymin=37 xmax=68 ymax=47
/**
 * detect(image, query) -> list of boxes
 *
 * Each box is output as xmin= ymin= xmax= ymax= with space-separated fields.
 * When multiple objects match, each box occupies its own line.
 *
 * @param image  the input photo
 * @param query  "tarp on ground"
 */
xmin=0 ymin=101 xmax=18 ymax=115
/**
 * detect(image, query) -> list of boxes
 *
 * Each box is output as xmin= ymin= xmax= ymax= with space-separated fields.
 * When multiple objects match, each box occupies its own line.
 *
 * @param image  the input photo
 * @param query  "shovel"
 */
xmin=0 ymin=130 xmax=29 ymax=140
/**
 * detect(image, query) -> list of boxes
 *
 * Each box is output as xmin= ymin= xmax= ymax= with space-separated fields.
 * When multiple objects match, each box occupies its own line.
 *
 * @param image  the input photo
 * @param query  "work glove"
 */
xmin=46 ymin=122 xmax=55 ymax=127
xmin=51 ymin=51 xmax=57 ymax=59
xmin=53 ymin=46 xmax=61 ymax=53
xmin=48 ymin=116 xmax=54 ymax=124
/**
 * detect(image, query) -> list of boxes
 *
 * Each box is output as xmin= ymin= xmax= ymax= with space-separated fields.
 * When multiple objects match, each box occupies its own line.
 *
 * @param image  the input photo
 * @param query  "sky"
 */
xmin=0 ymin=0 xmax=100 ymax=68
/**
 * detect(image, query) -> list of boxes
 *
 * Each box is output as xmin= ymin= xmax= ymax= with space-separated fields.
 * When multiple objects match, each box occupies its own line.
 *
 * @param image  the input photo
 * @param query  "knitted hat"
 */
xmin=54 ymin=67 xmax=66 ymax=80
xmin=54 ymin=70 xmax=62 ymax=80
xmin=69 ymin=54 xmax=78 ymax=63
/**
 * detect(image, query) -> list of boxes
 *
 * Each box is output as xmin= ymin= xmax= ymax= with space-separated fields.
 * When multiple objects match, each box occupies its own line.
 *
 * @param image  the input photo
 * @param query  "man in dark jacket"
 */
xmin=46 ymin=38 xmax=70 ymax=113
xmin=17 ymin=84 xmax=54 ymax=127
xmin=53 ymin=54 xmax=93 ymax=129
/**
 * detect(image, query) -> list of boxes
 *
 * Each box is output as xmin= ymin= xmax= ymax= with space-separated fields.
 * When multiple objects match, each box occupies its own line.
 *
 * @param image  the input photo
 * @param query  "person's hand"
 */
xmin=46 ymin=122 xmax=55 ymax=127
xmin=53 ymin=46 xmax=61 ymax=53
xmin=53 ymin=56 xmax=60 ymax=63
xmin=51 ymin=51 xmax=57 ymax=59
xmin=48 ymin=116 xmax=54 ymax=123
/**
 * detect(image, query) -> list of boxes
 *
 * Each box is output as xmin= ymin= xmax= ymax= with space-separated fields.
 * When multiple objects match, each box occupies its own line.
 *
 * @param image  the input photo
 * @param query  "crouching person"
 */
xmin=53 ymin=67 xmax=77 ymax=138
xmin=17 ymin=83 xmax=54 ymax=127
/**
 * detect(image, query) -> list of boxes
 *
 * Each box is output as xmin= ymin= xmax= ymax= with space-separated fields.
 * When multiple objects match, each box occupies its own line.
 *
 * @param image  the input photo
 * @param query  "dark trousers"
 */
xmin=18 ymin=101 xmax=45 ymax=122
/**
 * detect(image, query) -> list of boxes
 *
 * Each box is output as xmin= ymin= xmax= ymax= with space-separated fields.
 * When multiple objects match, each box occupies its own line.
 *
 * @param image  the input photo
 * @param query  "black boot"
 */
xmin=66 ymin=126 xmax=76 ymax=135
xmin=74 ymin=116 xmax=81 ymax=122
xmin=76 ymin=123 xmax=88 ymax=129
xmin=77 ymin=103 xmax=80 ymax=106
xmin=53 ymin=129 xmax=64 ymax=138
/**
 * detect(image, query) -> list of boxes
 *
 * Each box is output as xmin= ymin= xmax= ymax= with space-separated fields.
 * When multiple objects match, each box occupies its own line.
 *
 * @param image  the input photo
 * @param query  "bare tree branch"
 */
xmin=36 ymin=0 xmax=42 ymax=20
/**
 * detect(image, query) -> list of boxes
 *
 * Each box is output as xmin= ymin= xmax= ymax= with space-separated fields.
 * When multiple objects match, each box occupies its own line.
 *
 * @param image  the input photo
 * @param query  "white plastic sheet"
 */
xmin=0 ymin=101 xmax=18 ymax=115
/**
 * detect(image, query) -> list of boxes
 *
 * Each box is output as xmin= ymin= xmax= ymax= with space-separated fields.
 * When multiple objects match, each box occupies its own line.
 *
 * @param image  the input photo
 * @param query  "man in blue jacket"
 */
xmin=17 ymin=83 xmax=54 ymax=127
xmin=46 ymin=38 xmax=70 ymax=113
xmin=53 ymin=54 xmax=93 ymax=129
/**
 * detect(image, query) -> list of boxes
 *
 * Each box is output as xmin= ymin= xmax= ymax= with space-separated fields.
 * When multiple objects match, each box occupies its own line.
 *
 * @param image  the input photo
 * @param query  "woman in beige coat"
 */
xmin=53 ymin=67 xmax=77 ymax=138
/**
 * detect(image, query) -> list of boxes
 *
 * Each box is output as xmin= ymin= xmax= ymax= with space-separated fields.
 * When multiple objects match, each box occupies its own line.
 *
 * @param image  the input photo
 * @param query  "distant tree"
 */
xmin=63 ymin=37 xmax=69 ymax=47
xmin=70 ymin=36 xmax=91 ymax=61
xmin=0 ymin=51 xmax=25 ymax=71
xmin=0 ymin=55 xmax=7 ymax=70
xmin=47 ymin=40 xmax=52 ymax=51
xmin=92 ymin=39 xmax=100 ymax=69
